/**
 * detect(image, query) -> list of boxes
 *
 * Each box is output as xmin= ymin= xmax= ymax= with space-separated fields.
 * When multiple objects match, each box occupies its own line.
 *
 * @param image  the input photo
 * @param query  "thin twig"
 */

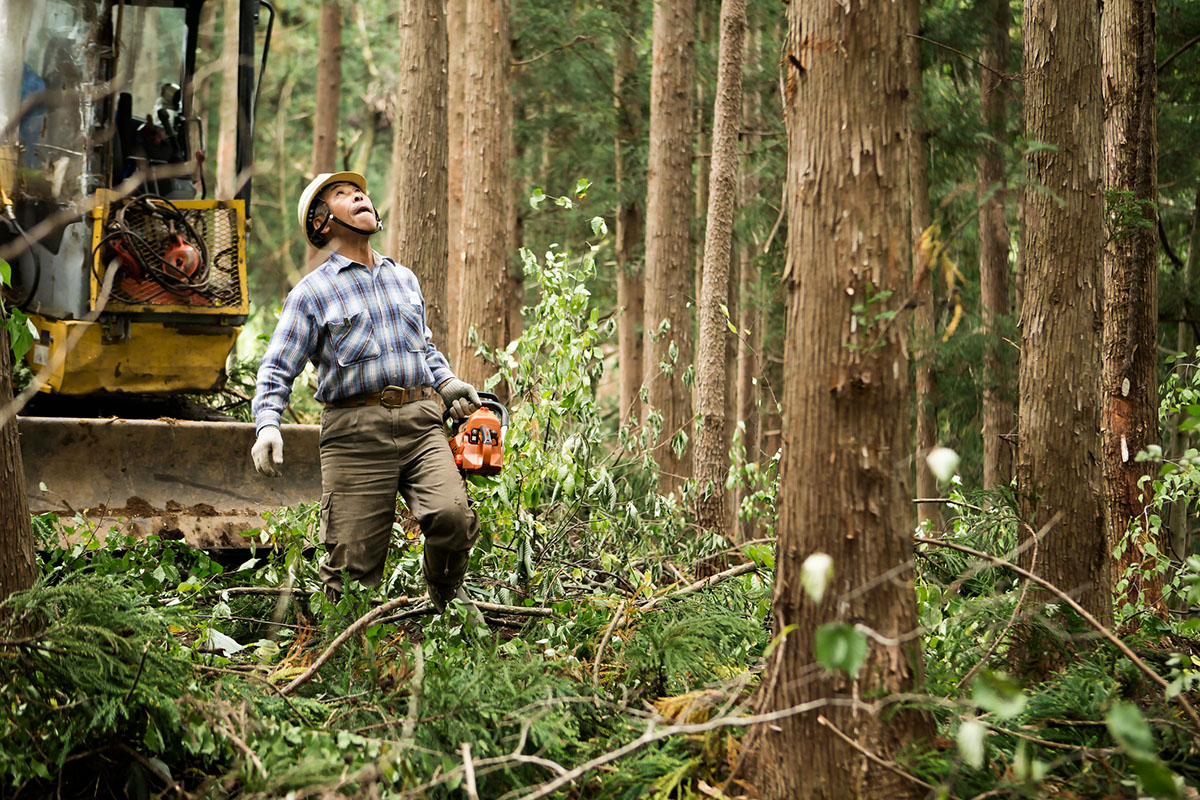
xmin=1159 ymin=31 xmax=1200 ymax=73
xmin=462 ymin=743 xmax=479 ymax=800
xmin=913 ymin=497 xmax=986 ymax=513
xmin=278 ymin=596 xmax=410 ymax=696
xmin=906 ymin=33 xmax=1014 ymax=82
xmin=816 ymin=715 xmax=938 ymax=792
xmin=913 ymin=535 xmax=1200 ymax=733
xmin=116 ymin=742 xmax=187 ymax=798
xmin=592 ymin=600 xmax=628 ymax=691
xmin=122 ymin=641 xmax=152 ymax=706
xmin=981 ymin=722 xmax=1119 ymax=754
xmin=512 ymin=34 xmax=592 ymax=66
xmin=955 ymin=531 xmax=1039 ymax=692
xmin=402 ymin=644 xmax=424 ymax=744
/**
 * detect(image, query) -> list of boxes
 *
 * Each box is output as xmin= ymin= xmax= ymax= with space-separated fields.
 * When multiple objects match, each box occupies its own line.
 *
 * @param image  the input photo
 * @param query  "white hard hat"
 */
xmin=297 ymin=171 xmax=369 ymax=246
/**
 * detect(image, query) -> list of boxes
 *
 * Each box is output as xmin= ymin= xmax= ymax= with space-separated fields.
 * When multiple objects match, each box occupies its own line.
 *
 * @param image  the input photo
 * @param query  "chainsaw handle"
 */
xmin=442 ymin=391 xmax=509 ymax=428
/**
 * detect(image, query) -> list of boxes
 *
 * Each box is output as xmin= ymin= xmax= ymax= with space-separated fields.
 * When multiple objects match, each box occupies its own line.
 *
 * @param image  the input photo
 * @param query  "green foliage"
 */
xmin=0 ymin=577 xmax=196 ymax=790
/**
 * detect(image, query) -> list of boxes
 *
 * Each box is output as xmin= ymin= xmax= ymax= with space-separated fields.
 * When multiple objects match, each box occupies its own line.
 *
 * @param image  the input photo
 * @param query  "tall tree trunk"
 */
xmin=1172 ymin=188 xmax=1200 ymax=565
xmin=0 ymin=325 xmax=35 ymax=605
xmin=752 ymin=0 xmax=932 ymax=795
xmin=643 ymin=0 xmax=696 ymax=494
xmin=693 ymin=4 xmax=713 ymax=323
xmin=1018 ymin=0 xmax=1110 ymax=625
xmin=215 ymin=0 xmax=241 ymax=198
xmin=978 ymin=0 xmax=1014 ymax=490
xmin=312 ymin=0 xmax=343 ymax=174
xmin=1102 ymin=0 xmax=1161 ymax=616
xmin=734 ymin=24 xmax=761 ymax=543
xmin=615 ymin=0 xmax=645 ymax=429
xmin=456 ymin=0 xmax=512 ymax=392
xmin=694 ymin=0 xmax=746 ymax=536
xmin=908 ymin=18 xmax=940 ymax=533
xmin=446 ymin=0 xmax=466 ymax=329
xmin=391 ymin=0 xmax=450 ymax=350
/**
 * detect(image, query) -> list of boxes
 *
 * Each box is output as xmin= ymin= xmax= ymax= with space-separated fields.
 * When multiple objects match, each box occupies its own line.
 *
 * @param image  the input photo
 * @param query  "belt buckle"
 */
xmin=380 ymin=386 xmax=406 ymax=408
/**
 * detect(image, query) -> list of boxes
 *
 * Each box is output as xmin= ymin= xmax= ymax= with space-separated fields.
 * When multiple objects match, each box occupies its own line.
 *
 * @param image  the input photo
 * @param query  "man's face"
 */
xmin=321 ymin=181 xmax=377 ymax=232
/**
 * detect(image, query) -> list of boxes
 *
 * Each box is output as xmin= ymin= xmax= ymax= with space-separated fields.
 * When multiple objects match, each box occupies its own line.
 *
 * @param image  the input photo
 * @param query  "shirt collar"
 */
xmin=326 ymin=249 xmax=392 ymax=272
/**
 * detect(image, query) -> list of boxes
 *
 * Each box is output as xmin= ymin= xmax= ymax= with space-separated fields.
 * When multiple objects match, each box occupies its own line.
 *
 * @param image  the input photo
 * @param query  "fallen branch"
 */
xmin=507 ymin=696 xmax=874 ymax=800
xmin=913 ymin=535 xmax=1200 ymax=733
xmin=955 ymin=529 xmax=1039 ymax=693
xmin=279 ymin=596 xmax=410 ymax=696
xmin=816 ymin=715 xmax=937 ymax=792
xmin=220 ymin=588 xmax=553 ymax=617
xmin=641 ymin=562 xmax=758 ymax=611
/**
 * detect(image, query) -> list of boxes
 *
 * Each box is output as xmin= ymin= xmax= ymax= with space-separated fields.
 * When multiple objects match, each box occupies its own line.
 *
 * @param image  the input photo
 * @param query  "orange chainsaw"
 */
xmin=445 ymin=392 xmax=508 ymax=476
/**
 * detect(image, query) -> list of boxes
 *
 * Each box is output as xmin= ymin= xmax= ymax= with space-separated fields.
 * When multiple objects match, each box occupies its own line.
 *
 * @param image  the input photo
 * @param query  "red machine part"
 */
xmin=449 ymin=407 xmax=504 ymax=476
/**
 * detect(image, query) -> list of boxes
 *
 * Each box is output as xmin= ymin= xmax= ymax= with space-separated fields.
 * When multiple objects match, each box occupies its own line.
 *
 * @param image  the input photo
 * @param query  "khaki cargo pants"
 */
xmin=318 ymin=398 xmax=479 ymax=593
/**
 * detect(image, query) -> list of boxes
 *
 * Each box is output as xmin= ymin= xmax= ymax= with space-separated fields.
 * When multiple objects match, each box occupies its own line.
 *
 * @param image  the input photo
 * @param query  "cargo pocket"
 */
xmin=319 ymin=492 xmax=334 ymax=545
xmin=330 ymin=311 xmax=381 ymax=366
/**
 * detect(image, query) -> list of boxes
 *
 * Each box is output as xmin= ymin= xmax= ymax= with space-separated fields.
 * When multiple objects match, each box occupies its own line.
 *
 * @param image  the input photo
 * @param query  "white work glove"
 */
xmin=252 ymin=425 xmax=284 ymax=477
xmin=439 ymin=378 xmax=481 ymax=419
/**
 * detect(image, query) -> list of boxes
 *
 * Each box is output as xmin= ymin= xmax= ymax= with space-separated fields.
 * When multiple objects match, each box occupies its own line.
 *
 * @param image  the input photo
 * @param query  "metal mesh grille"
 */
xmin=106 ymin=204 xmax=243 ymax=308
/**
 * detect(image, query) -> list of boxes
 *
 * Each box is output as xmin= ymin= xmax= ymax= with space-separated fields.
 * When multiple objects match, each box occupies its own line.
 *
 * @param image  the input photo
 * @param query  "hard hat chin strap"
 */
xmin=329 ymin=211 xmax=383 ymax=237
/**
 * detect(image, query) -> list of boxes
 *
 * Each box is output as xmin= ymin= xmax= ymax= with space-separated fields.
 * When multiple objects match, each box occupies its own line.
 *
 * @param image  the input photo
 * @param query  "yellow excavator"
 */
xmin=3 ymin=0 xmax=321 ymax=547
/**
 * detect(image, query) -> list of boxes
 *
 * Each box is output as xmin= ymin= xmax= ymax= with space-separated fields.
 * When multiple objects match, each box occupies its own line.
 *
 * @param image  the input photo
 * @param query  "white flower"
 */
xmin=926 ymin=447 xmax=961 ymax=483
xmin=800 ymin=553 xmax=834 ymax=603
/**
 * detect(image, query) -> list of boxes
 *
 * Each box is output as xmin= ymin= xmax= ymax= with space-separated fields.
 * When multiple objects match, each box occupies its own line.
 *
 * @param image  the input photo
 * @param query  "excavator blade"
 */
xmin=19 ymin=417 xmax=322 ymax=548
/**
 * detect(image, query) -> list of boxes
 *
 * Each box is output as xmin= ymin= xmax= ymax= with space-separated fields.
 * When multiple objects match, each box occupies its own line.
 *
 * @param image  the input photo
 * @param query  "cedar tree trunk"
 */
xmin=1018 ymin=0 xmax=1110 ymax=625
xmin=643 ymin=0 xmax=696 ymax=494
xmin=752 ymin=0 xmax=933 ymax=796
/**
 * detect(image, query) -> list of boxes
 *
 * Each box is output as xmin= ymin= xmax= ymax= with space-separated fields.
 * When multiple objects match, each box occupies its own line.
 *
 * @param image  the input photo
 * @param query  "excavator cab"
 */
xmin=3 ymin=0 xmax=269 ymax=394
xmin=3 ymin=1 xmax=322 ymax=547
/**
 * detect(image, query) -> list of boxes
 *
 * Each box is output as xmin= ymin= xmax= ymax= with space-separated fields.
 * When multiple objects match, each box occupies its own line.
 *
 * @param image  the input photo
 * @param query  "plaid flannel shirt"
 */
xmin=253 ymin=250 xmax=455 ymax=433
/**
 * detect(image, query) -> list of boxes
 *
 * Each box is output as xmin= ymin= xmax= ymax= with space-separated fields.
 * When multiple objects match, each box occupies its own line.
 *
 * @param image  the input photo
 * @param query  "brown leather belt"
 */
xmin=325 ymin=385 xmax=435 ymax=409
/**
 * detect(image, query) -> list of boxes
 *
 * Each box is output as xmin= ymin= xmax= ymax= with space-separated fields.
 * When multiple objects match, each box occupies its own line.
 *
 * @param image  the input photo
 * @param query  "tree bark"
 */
xmin=215 ymin=0 xmax=241 ymax=198
xmin=1101 ymin=0 xmax=1161 ymax=615
xmin=615 ymin=0 xmax=645 ymax=429
xmin=752 ymin=0 xmax=932 ymax=795
xmin=1018 ymin=0 xmax=1110 ymax=625
xmin=446 ymin=0 xmax=466 ymax=328
xmin=0 ymin=324 xmax=35 ymax=605
xmin=643 ymin=0 xmax=696 ymax=494
xmin=908 ymin=20 xmax=940 ymax=533
xmin=694 ymin=0 xmax=746 ymax=537
xmin=312 ymin=0 xmax=343 ymax=174
xmin=391 ymin=0 xmax=450 ymax=351
xmin=978 ymin=0 xmax=1014 ymax=490
xmin=1171 ymin=187 xmax=1200 ymax=564
xmin=734 ymin=24 xmax=761 ymax=543
xmin=455 ymin=0 xmax=512 ymax=392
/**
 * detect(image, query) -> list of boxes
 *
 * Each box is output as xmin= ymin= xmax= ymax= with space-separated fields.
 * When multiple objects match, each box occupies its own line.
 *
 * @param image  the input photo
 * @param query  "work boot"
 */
xmin=423 ymin=547 xmax=487 ymax=629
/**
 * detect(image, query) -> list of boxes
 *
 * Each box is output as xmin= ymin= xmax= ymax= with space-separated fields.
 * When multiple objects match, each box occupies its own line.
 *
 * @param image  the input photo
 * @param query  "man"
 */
xmin=251 ymin=171 xmax=484 ymax=623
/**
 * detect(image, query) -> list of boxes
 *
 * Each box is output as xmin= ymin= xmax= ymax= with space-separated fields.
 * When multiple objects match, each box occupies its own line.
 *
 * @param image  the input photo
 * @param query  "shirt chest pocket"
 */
xmin=328 ymin=311 xmax=382 ymax=367
xmin=399 ymin=303 xmax=428 ymax=352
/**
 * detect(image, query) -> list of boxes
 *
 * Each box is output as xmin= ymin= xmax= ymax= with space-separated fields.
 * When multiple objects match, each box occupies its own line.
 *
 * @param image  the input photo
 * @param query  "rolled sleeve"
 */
xmin=253 ymin=289 xmax=318 ymax=433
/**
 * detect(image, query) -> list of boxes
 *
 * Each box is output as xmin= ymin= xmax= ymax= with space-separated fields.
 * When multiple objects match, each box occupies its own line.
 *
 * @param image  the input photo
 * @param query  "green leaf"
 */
xmin=0 ymin=258 xmax=10 ymax=287
xmin=1130 ymin=758 xmax=1180 ymax=799
xmin=1106 ymin=702 xmax=1155 ymax=758
xmin=814 ymin=622 xmax=867 ymax=678
xmin=589 ymin=216 xmax=607 ymax=237
xmin=957 ymin=719 xmax=987 ymax=769
xmin=972 ymin=671 xmax=1027 ymax=719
